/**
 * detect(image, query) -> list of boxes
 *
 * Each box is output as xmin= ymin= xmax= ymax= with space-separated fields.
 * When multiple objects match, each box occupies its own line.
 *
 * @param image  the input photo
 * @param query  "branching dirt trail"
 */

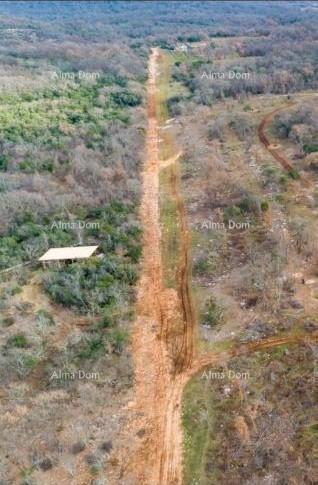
xmin=259 ymin=95 xmax=318 ymax=177
xmin=197 ymin=334 xmax=318 ymax=370
xmin=124 ymin=52 xmax=317 ymax=485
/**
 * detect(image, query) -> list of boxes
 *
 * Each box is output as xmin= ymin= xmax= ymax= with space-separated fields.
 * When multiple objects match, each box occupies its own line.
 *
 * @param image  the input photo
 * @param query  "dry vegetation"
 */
xmin=0 ymin=3 xmax=147 ymax=483
xmin=156 ymin=7 xmax=318 ymax=483
xmin=0 ymin=1 xmax=317 ymax=484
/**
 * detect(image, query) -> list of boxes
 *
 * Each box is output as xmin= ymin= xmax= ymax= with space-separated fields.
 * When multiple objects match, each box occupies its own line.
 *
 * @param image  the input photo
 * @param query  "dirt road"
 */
xmin=124 ymin=47 xmax=194 ymax=485
xmin=123 ymin=51 xmax=317 ymax=485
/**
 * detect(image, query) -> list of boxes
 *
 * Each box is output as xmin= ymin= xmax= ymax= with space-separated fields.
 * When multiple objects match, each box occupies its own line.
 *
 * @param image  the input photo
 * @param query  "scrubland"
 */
xmin=0 ymin=4 xmax=146 ymax=483
xmin=0 ymin=1 xmax=317 ymax=484
xmin=164 ymin=25 xmax=318 ymax=485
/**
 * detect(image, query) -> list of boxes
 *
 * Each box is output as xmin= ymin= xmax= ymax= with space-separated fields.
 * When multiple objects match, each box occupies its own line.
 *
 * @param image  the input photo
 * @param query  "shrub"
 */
xmin=100 ymin=441 xmax=113 ymax=453
xmin=229 ymin=115 xmax=254 ymax=140
xmin=99 ymin=308 xmax=114 ymax=328
xmin=71 ymin=440 xmax=86 ymax=455
xmin=207 ymin=119 xmax=225 ymax=141
xmin=17 ymin=354 xmax=38 ymax=374
xmin=223 ymin=205 xmax=242 ymax=224
xmin=0 ymin=154 xmax=8 ymax=171
xmin=90 ymin=464 xmax=101 ymax=476
xmin=186 ymin=34 xmax=202 ymax=43
xmin=203 ymin=298 xmax=224 ymax=327
xmin=77 ymin=334 xmax=104 ymax=360
xmin=167 ymin=95 xmax=185 ymax=116
xmin=110 ymin=90 xmax=142 ymax=107
xmin=1 ymin=316 xmax=14 ymax=327
xmin=19 ymin=159 xmax=37 ymax=173
xmin=238 ymin=194 xmax=261 ymax=215
xmin=261 ymin=200 xmax=269 ymax=212
xmin=288 ymin=168 xmax=300 ymax=180
xmin=7 ymin=334 xmax=28 ymax=348
xmin=38 ymin=458 xmax=53 ymax=471
xmin=85 ymin=453 xmax=99 ymax=465
xmin=36 ymin=309 xmax=55 ymax=326
xmin=109 ymin=329 xmax=128 ymax=353
xmin=154 ymin=39 xmax=174 ymax=50
xmin=303 ymin=143 xmax=318 ymax=154
xmin=126 ymin=243 xmax=142 ymax=263
xmin=193 ymin=255 xmax=210 ymax=275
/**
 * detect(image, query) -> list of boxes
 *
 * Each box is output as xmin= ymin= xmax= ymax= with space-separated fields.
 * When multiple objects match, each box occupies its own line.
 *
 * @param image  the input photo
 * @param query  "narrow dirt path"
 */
xmin=196 ymin=335 xmax=318 ymax=376
xmin=258 ymin=97 xmax=318 ymax=312
xmin=258 ymin=103 xmax=295 ymax=171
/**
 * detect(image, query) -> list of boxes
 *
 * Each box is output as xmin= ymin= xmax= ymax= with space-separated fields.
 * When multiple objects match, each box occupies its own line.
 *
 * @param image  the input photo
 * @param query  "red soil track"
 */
xmin=123 ymin=54 xmax=317 ymax=485
xmin=258 ymin=104 xmax=295 ymax=171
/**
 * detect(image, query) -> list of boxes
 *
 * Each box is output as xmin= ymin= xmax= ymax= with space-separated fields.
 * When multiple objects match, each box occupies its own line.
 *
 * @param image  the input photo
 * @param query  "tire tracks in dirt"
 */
xmin=197 ymin=334 xmax=318 ymax=371
xmin=124 ymin=53 xmax=317 ymax=485
xmin=167 ymin=163 xmax=195 ymax=375
xmin=258 ymin=103 xmax=295 ymax=172
xmin=123 ymin=47 xmax=197 ymax=485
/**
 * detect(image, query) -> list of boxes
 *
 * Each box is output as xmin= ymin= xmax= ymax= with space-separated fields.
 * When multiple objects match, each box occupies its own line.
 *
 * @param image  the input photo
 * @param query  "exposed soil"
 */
xmin=198 ymin=334 xmax=318 ymax=369
xmin=122 ymin=52 xmax=318 ymax=485
xmin=258 ymin=103 xmax=295 ymax=171
xmin=122 ymin=48 xmax=197 ymax=485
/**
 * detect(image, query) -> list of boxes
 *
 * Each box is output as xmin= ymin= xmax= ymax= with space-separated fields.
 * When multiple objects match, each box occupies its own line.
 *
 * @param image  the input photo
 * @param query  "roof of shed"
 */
xmin=39 ymin=245 xmax=98 ymax=262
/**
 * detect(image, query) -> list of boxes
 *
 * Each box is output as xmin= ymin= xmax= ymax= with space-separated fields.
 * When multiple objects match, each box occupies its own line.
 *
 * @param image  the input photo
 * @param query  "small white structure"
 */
xmin=175 ymin=43 xmax=188 ymax=53
xmin=39 ymin=245 xmax=98 ymax=266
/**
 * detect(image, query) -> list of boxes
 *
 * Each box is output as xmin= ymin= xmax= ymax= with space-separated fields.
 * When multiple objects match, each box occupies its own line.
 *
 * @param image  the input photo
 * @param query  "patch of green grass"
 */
xmin=261 ymin=199 xmax=269 ymax=211
xmin=109 ymin=328 xmax=128 ymax=353
xmin=90 ymin=464 xmax=101 ymax=476
xmin=160 ymin=167 xmax=180 ymax=288
xmin=7 ymin=333 xmax=28 ymax=348
xmin=182 ymin=379 xmax=211 ymax=485
xmin=299 ymin=422 xmax=318 ymax=451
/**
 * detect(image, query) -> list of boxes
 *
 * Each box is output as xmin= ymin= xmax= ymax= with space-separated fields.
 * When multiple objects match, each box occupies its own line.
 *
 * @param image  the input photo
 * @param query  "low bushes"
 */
xmin=0 ymin=76 xmax=142 ymax=173
xmin=202 ymin=297 xmax=224 ymax=327
xmin=7 ymin=333 xmax=28 ymax=348
xmin=42 ymin=202 xmax=141 ymax=323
